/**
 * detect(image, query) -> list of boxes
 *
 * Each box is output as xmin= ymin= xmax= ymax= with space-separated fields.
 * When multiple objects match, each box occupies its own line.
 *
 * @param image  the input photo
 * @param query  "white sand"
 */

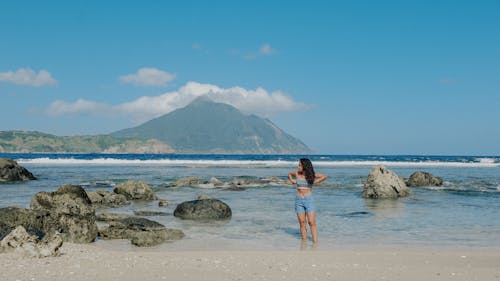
xmin=1 ymin=243 xmax=499 ymax=281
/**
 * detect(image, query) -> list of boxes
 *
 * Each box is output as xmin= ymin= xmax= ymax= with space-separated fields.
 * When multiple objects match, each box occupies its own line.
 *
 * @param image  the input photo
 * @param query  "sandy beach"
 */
xmin=1 ymin=243 xmax=499 ymax=281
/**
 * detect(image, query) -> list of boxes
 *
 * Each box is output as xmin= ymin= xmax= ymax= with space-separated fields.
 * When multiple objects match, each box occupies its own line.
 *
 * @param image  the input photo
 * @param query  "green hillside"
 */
xmin=112 ymin=97 xmax=312 ymax=154
xmin=0 ymin=131 xmax=174 ymax=153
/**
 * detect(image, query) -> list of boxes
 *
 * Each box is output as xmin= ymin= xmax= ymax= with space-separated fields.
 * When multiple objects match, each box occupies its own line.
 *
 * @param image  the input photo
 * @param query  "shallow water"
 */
xmin=1 ymin=154 xmax=500 ymax=250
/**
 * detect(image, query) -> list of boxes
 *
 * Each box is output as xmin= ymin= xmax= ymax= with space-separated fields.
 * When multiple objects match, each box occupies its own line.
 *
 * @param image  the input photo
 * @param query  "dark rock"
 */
xmin=30 ymin=184 xmax=98 ymax=243
xmin=407 ymin=171 xmax=443 ymax=187
xmin=87 ymin=190 xmax=130 ymax=208
xmin=0 ymin=206 xmax=47 ymax=240
xmin=223 ymin=185 xmax=247 ymax=191
xmin=231 ymin=177 xmax=266 ymax=186
xmin=133 ymin=210 xmax=170 ymax=216
xmin=0 ymin=158 xmax=36 ymax=182
xmin=113 ymin=180 xmax=157 ymax=200
xmin=98 ymin=215 xmax=184 ymax=247
xmin=158 ymin=200 xmax=170 ymax=207
xmin=96 ymin=213 xmax=131 ymax=222
xmin=174 ymin=199 xmax=232 ymax=220
xmin=362 ymin=165 xmax=411 ymax=199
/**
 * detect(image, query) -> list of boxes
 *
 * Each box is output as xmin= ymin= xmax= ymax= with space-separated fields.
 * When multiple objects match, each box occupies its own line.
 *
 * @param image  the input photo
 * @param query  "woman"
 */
xmin=288 ymin=158 xmax=328 ymax=243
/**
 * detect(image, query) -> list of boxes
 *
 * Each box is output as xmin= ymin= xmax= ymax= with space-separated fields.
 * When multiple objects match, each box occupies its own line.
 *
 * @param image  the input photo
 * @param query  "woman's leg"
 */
xmin=306 ymin=211 xmax=318 ymax=243
xmin=296 ymin=212 xmax=307 ymax=240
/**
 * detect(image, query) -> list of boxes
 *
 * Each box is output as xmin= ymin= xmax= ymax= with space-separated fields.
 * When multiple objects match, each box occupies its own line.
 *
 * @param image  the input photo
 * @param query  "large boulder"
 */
xmin=87 ymin=190 xmax=130 ymax=208
xmin=0 ymin=226 xmax=62 ymax=258
xmin=407 ymin=171 xmax=443 ymax=187
xmin=98 ymin=214 xmax=184 ymax=247
xmin=113 ymin=180 xmax=157 ymax=200
xmin=0 ymin=206 xmax=47 ymax=240
xmin=0 ymin=158 xmax=36 ymax=182
xmin=174 ymin=199 xmax=232 ymax=220
xmin=30 ymin=185 xmax=98 ymax=243
xmin=362 ymin=165 xmax=411 ymax=199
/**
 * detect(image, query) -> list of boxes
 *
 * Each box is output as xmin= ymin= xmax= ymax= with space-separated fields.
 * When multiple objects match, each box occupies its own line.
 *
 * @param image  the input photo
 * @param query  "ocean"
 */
xmin=1 ymin=153 xmax=499 ymax=250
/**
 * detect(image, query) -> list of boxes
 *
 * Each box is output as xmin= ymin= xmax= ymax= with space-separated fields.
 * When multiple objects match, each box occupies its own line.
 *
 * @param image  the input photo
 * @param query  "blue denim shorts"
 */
xmin=295 ymin=194 xmax=315 ymax=213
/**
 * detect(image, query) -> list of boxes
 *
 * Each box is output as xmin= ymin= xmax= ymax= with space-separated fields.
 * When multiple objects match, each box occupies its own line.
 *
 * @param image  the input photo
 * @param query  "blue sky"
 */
xmin=1 ymin=0 xmax=499 ymax=155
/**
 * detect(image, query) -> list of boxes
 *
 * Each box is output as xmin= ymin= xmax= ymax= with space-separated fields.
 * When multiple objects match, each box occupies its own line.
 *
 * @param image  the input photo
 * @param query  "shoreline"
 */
xmin=91 ymin=237 xmax=500 ymax=253
xmin=1 ymin=243 xmax=499 ymax=281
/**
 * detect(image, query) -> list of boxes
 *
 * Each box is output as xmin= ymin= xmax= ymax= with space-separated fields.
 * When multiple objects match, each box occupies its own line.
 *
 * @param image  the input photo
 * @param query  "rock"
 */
xmin=37 ymin=231 xmax=64 ymax=257
xmin=0 ymin=206 xmax=47 ymax=240
xmin=209 ymin=177 xmax=224 ymax=186
xmin=158 ymin=200 xmax=170 ymax=207
xmin=0 ymin=226 xmax=62 ymax=258
xmin=263 ymin=176 xmax=289 ymax=185
xmin=407 ymin=171 xmax=443 ymax=187
xmin=223 ymin=185 xmax=247 ymax=191
xmin=133 ymin=210 xmax=170 ymax=216
xmin=231 ymin=177 xmax=266 ymax=186
xmin=196 ymin=194 xmax=214 ymax=200
xmin=30 ymin=184 xmax=98 ymax=243
xmin=362 ymin=165 xmax=411 ymax=199
xmin=0 ymin=158 xmax=36 ymax=182
xmin=87 ymin=190 xmax=130 ymax=208
xmin=113 ymin=180 xmax=157 ymax=200
xmin=96 ymin=213 xmax=131 ymax=222
xmin=174 ymin=199 xmax=232 ymax=220
xmin=98 ymin=215 xmax=184 ymax=247
xmin=174 ymin=177 xmax=206 ymax=187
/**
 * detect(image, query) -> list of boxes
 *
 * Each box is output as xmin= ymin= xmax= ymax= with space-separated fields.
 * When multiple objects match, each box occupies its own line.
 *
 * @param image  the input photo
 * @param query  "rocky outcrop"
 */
xmin=96 ymin=213 xmax=131 ymax=222
xmin=209 ymin=177 xmax=224 ymax=186
xmin=0 ymin=158 xmax=36 ymax=182
xmin=231 ymin=177 xmax=267 ymax=186
xmin=407 ymin=171 xmax=443 ymax=187
xmin=158 ymin=200 xmax=170 ymax=207
xmin=133 ymin=210 xmax=170 ymax=216
xmin=196 ymin=194 xmax=214 ymax=200
xmin=174 ymin=177 xmax=206 ymax=187
xmin=0 ymin=226 xmax=62 ymax=258
xmin=171 ymin=176 xmax=288 ymax=189
xmin=87 ymin=190 xmax=130 ymax=208
xmin=362 ymin=165 xmax=410 ymax=199
xmin=0 ymin=206 xmax=47 ymax=240
xmin=174 ymin=199 xmax=232 ymax=220
xmin=113 ymin=180 xmax=157 ymax=200
xmin=30 ymin=185 xmax=98 ymax=243
xmin=98 ymin=214 xmax=184 ymax=247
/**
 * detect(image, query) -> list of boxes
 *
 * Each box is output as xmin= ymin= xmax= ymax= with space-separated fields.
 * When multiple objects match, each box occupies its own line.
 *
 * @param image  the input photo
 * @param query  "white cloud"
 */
xmin=46 ymin=82 xmax=309 ymax=123
xmin=259 ymin=43 xmax=276 ymax=55
xmin=119 ymin=67 xmax=175 ymax=87
xmin=239 ymin=44 xmax=278 ymax=60
xmin=46 ymin=99 xmax=111 ymax=117
xmin=0 ymin=68 xmax=57 ymax=87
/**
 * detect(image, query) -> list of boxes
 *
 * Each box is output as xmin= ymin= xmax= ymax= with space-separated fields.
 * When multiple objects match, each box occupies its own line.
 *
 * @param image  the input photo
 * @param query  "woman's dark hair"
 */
xmin=300 ymin=158 xmax=315 ymax=185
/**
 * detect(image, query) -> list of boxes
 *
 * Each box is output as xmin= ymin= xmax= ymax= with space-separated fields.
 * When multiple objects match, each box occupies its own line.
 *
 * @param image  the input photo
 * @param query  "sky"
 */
xmin=1 ymin=0 xmax=499 ymax=155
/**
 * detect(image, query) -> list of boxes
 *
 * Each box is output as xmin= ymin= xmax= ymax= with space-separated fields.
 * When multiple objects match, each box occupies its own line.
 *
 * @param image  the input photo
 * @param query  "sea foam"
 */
xmin=17 ymin=157 xmax=500 ymax=167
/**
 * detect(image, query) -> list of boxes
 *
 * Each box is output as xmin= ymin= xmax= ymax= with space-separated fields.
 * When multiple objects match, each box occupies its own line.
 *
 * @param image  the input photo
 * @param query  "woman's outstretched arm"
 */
xmin=288 ymin=171 xmax=297 ymax=184
xmin=313 ymin=173 xmax=328 ymax=185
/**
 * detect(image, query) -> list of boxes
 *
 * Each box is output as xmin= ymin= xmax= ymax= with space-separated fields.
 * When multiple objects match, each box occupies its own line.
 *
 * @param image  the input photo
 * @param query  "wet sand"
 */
xmin=1 ymin=243 xmax=499 ymax=281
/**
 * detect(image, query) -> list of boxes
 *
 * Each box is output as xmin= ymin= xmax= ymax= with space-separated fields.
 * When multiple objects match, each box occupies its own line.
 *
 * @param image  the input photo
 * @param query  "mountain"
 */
xmin=112 ymin=97 xmax=312 ymax=154
xmin=0 ymin=131 xmax=174 ymax=153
